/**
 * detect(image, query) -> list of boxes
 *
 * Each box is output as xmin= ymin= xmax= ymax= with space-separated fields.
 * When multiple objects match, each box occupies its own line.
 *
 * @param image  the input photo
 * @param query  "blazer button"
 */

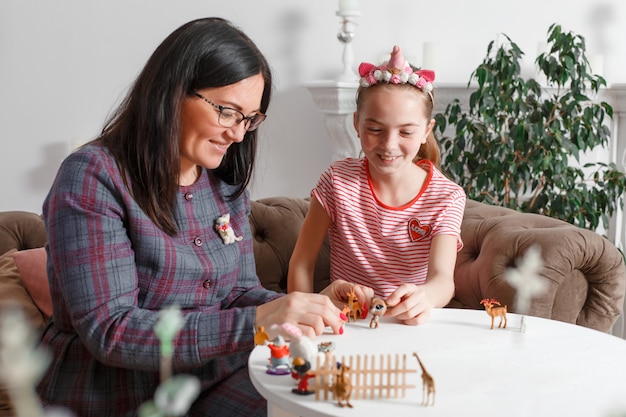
xmin=202 ymin=280 xmax=211 ymax=289
xmin=184 ymin=192 xmax=193 ymax=201
xmin=193 ymin=236 xmax=203 ymax=246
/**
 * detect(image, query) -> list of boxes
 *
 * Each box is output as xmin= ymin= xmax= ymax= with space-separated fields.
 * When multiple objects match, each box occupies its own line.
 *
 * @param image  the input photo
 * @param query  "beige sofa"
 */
xmin=1 ymin=197 xmax=625 ymax=414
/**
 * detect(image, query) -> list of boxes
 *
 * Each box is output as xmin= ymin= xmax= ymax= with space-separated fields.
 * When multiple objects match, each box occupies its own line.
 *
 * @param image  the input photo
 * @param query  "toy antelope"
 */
xmin=345 ymin=286 xmax=363 ymax=323
xmin=480 ymin=298 xmax=508 ymax=329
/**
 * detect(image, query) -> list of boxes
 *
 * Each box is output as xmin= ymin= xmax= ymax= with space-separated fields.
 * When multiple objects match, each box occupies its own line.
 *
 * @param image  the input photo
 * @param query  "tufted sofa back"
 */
xmin=249 ymin=197 xmax=330 ymax=293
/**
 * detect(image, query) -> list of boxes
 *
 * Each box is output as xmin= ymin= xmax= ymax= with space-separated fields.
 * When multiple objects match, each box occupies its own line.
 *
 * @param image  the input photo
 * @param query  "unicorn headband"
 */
xmin=358 ymin=45 xmax=435 ymax=101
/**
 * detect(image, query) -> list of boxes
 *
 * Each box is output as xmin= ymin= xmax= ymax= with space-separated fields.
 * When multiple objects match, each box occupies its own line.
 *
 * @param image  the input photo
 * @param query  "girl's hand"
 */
xmin=384 ymin=284 xmax=434 ymax=325
xmin=320 ymin=279 xmax=374 ymax=312
xmin=256 ymin=292 xmax=344 ymax=339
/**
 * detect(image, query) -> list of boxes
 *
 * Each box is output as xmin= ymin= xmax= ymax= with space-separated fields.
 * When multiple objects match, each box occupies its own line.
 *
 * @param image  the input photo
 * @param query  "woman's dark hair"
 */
xmin=99 ymin=17 xmax=272 ymax=235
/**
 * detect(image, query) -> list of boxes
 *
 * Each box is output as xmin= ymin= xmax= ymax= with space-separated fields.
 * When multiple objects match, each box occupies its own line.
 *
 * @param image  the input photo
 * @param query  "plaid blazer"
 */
xmin=37 ymin=144 xmax=279 ymax=416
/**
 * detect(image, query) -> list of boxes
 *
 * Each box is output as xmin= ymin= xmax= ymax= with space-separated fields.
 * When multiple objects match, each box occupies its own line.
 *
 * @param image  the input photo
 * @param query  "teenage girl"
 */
xmin=288 ymin=45 xmax=466 ymax=325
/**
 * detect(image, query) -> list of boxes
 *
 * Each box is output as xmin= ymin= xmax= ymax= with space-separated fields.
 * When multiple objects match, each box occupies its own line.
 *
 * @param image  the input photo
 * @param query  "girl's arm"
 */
xmin=420 ymin=233 xmax=457 ymax=305
xmin=287 ymin=196 xmax=332 ymax=293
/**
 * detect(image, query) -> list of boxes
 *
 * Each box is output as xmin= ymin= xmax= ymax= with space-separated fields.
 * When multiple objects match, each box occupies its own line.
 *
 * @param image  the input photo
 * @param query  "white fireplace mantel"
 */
xmin=307 ymin=80 xmax=626 ymax=337
xmin=306 ymin=80 xmax=361 ymax=161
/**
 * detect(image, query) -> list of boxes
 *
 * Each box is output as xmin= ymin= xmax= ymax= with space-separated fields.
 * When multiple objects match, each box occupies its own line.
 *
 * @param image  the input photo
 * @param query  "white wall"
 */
xmin=1 ymin=0 xmax=624 ymax=213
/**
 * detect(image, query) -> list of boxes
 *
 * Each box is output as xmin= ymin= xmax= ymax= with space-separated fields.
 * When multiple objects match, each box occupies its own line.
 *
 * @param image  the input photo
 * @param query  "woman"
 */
xmin=38 ymin=17 xmax=344 ymax=417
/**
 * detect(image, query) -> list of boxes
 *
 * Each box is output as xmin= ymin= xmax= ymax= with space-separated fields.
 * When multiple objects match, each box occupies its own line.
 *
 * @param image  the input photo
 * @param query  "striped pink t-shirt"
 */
xmin=312 ymin=157 xmax=466 ymax=299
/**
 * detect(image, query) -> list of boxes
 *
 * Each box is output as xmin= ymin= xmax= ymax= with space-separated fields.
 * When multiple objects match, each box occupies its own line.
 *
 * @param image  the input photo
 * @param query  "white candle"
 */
xmin=338 ymin=0 xmax=359 ymax=12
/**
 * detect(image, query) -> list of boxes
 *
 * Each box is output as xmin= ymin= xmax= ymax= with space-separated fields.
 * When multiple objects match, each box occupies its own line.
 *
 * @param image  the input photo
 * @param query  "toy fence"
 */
xmin=313 ymin=353 xmax=417 ymax=400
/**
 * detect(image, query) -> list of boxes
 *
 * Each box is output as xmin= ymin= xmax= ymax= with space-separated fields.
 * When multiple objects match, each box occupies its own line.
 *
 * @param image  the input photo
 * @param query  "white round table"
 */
xmin=249 ymin=308 xmax=626 ymax=417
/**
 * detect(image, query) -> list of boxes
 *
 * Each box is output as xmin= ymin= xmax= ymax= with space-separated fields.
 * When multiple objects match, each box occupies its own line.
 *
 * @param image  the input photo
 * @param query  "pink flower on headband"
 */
xmin=358 ymin=45 xmax=435 ymax=95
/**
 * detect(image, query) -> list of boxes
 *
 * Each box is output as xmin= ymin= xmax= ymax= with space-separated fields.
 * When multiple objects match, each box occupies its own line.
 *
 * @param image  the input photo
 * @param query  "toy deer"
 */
xmin=480 ymin=298 xmax=508 ymax=329
xmin=345 ymin=286 xmax=362 ymax=323
xmin=331 ymin=364 xmax=353 ymax=408
xmin=413 ymin=352 xmax=435 ymax=407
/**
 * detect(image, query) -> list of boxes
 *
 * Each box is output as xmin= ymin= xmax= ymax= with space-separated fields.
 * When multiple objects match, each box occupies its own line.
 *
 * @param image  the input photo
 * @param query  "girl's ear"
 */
xmin=423 ymin=118 xmax=436 ymax=143
xmin=353 ymin=112 xmax=360 ymax=137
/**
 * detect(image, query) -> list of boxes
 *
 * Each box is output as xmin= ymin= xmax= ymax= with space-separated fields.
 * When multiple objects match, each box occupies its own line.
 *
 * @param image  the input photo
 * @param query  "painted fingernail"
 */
xmin=339 ymin=326 xmax=344 ymax=335
xmin=339 ymin=312 xmax=347 ymax=321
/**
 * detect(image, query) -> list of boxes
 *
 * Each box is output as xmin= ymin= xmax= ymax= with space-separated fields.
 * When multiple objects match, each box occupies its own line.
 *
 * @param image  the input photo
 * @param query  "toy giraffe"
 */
xmin=413 ymin=352 xmax=435 ymax=407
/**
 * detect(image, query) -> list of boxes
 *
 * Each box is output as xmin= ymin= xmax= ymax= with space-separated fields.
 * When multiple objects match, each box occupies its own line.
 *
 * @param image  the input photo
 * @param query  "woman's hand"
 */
xmin=320 ymin=279 xmax=374 ymax=313
xmin=255 ymin=292 xmax=344 ymax=339
xmin=384 ymin=284 xmax=434 ymax=326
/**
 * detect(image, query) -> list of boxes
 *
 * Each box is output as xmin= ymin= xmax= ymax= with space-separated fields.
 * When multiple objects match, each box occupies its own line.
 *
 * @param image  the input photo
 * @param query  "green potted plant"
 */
xmin=435 ymin=23 xmax=626 ymax=232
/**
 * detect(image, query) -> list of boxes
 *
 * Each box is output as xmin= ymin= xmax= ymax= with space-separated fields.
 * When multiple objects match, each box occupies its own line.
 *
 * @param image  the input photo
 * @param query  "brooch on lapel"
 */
xmin=215 ymin=213 xmax=243 ymax=244
xmin=408 ymin=217 xmax=431 ymax=241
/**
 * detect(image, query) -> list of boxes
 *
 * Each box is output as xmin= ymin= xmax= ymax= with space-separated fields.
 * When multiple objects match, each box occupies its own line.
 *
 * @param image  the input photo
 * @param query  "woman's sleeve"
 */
xmin=220 ymin=191 xmax=283 ymax=309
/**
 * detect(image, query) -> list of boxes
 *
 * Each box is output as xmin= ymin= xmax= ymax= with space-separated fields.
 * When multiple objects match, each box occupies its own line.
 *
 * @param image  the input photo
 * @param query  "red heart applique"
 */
xmin=408 ymin=218 xmax=431 ymax=241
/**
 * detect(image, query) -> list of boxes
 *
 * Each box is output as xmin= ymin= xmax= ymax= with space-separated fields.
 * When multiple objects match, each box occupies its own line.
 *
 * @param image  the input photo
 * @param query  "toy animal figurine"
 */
xmin=254 ymin=326 xmax=270 ymax=346
xmin=266 ymin=335 xmax=291 ymax=375
xmin=480 ymin=298 xmax=508 ymax=329
xmin=341 ymin=305 xmax=351 ymax=327
xmin=331 ymin=364 xmax=353 ymax=408
xmin=345 ymin=286 xmax=363 ymax=322
xmin=413 ymin=352 xmax=435 ymax=407
xmin=369 ymin=297 xmax=387 ymax=329
xmin=214 ymin=213 xmax=243 ymax=244
xmin=291 ymin=357 xmax=315 ymax=395
xmin=317 ymin=341 xmax=336 ymax=354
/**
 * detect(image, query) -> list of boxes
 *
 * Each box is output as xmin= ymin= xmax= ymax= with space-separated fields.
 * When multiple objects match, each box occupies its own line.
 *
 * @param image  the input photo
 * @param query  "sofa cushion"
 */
xmin=12 ymin=248 xmax=51 ymax=320
xmin=0 ymin=211 xmax=47 ymax=255
xmin=0 ymin=249 xmax=45 ymax=331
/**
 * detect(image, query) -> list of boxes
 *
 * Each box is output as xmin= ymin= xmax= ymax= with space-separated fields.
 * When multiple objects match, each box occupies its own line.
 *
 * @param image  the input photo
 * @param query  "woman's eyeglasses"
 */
xmin=194 ymin=92 xmax=266 ymax=132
